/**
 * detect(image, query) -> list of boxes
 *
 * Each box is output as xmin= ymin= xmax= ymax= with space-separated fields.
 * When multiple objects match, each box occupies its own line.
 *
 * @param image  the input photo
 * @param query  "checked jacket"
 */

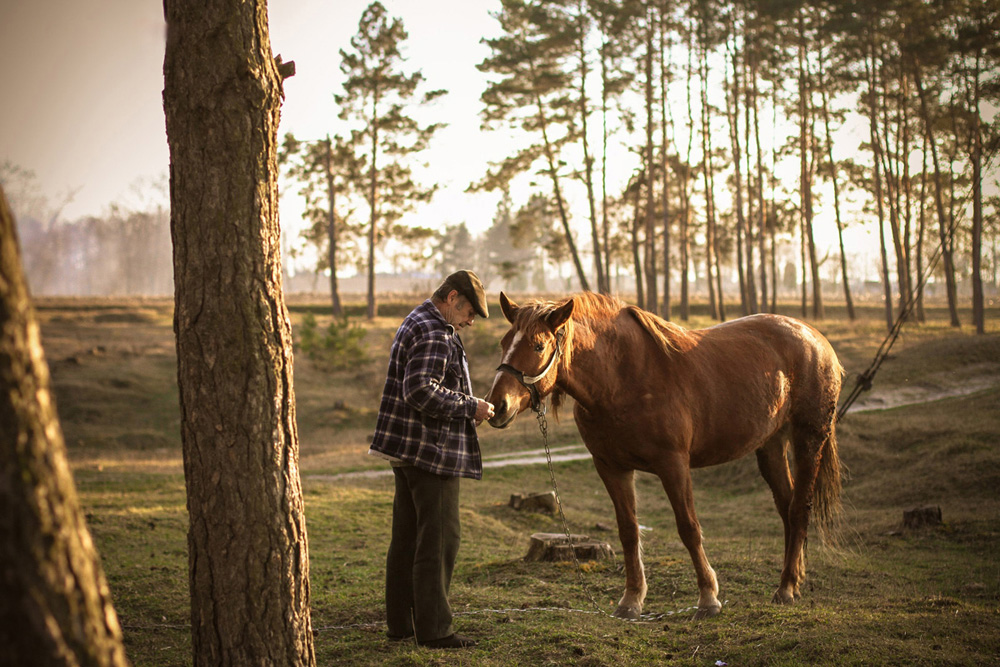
xmin=369 ymin=300 xmax=483 ymax=480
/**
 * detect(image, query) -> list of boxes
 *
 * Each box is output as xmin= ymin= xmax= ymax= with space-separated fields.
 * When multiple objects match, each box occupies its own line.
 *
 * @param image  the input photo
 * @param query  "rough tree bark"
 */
xmin=162 ymin=2 xmax=315 ymax=665
xmin=0 ymin=185 xmax=129 ymax=667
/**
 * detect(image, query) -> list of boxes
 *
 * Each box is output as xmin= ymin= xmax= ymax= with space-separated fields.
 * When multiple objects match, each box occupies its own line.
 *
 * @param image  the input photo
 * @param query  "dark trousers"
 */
xmin=385 ymin=465 xmax=461 ymax=642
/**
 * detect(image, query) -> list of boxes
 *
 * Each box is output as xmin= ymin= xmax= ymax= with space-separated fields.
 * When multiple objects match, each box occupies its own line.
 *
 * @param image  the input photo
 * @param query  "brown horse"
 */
xmin=486 ymin=292 xmax=843 ymax=620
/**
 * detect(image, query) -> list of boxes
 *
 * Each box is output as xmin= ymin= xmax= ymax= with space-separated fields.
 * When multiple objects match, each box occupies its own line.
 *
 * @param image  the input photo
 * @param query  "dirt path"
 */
xmin=310 ymin=370 xmax=1000 ymax=482
xmin=847 ymin=362 xmax=1000 ymax=413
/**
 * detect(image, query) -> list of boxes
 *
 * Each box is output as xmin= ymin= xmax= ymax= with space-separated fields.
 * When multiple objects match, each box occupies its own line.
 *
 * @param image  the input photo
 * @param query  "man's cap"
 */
xmin=448 ymin=270 xmax=489 ymax=319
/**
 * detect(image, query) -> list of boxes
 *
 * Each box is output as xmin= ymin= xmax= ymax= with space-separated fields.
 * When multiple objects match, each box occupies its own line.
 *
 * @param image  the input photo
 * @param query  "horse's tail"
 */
xmin=813 ymin=422 xmax=845 ymax=547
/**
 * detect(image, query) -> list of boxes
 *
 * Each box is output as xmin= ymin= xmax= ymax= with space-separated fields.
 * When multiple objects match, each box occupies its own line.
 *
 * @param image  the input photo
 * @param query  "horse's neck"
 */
xmin=558 ymin=325 xmax=621 ymax=413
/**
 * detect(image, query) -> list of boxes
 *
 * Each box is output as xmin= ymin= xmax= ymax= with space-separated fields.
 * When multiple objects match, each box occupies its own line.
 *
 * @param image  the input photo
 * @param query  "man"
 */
xmin=368 ymin=270 xmax=494 ymax=649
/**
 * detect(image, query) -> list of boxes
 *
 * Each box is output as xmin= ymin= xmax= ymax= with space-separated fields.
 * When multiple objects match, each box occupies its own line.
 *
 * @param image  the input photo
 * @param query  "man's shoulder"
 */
xmin=399 ymin=301 xmax=449 ymax=338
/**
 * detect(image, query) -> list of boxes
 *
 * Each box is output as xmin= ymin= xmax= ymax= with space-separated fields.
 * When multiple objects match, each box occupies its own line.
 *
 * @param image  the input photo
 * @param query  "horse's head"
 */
xmin=486 ymin=291 xmax=574 ymax=428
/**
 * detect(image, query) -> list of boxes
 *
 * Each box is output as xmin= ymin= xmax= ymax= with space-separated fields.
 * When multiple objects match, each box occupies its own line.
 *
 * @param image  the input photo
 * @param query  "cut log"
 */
xmin=524 ymin=532 xmax=614 ymax=562
xmin=509 ymin=491 xmax=557 ymax=514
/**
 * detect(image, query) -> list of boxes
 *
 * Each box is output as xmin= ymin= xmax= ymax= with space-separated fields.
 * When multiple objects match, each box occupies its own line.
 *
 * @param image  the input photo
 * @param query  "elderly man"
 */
xmin=368 ymin=270 xmax=494 ymax=649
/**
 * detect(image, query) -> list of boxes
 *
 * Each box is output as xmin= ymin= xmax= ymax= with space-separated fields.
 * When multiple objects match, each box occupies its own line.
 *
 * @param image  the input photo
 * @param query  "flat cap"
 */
xmin=447 ymin=269 xmax=489 ymax=319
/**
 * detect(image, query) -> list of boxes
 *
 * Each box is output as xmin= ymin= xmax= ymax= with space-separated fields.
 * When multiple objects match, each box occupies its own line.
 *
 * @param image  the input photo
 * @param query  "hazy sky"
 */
xmin=0 ymin=0 xmax=507 ymax=232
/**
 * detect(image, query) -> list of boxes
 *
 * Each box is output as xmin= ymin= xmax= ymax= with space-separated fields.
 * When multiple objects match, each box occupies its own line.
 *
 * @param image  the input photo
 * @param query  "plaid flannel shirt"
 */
xmin=368 ymin=300 xmax=483 ymax=479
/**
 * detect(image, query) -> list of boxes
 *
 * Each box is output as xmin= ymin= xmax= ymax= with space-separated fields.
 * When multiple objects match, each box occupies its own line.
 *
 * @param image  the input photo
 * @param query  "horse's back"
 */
xmin=705 ymin=314 xmax=842 ymax=422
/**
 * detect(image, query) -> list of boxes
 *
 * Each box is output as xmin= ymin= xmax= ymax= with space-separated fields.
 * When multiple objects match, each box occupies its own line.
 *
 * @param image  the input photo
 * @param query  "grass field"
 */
xmin=34 ymin=295 xmax=1000 ymax=666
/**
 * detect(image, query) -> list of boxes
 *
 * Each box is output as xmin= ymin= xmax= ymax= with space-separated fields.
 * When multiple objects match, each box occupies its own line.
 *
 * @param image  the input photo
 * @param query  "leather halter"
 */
xmin=495 ymin=330 xmax=565 ymax=413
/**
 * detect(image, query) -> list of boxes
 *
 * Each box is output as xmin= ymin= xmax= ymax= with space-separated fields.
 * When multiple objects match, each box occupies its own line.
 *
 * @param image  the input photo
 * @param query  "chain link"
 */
xmin=535 ymin=406 xmax=612 ymax=617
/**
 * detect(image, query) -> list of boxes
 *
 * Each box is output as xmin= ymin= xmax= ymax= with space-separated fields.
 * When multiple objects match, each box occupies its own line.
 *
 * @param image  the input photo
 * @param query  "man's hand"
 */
xmin=474 ymin=398 xmax=495 ymax=425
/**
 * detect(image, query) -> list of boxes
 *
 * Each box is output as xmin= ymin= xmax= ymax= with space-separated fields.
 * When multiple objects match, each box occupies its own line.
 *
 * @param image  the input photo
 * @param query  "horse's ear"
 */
xmin=546 ymin=298 xmax=574 ymax=331
xmin=500 ymin=291 xmax=519 ymax=324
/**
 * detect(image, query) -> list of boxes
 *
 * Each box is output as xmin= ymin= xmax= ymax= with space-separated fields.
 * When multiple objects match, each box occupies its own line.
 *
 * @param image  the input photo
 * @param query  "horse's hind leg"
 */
xmin=592 ymin=460 xmax=646 ymax=619
xmin=755 ymin=430 xmax=803 ymax=604
xmin=655 ymin=454 xmax=722 ymax=620
xmin=775 ymin=425 xmax=827 ymax=605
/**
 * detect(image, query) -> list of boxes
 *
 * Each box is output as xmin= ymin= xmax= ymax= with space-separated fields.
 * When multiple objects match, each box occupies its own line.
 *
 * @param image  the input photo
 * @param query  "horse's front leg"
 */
xmin=655 ymin=454 xmax=722 ymax=620
xmin=593 ymin=459 xmax=646 ymax=620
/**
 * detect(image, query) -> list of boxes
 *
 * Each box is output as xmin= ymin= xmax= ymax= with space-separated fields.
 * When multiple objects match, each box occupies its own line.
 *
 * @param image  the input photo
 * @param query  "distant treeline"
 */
xmin=17 ymin=209 xmax=173 ymax=297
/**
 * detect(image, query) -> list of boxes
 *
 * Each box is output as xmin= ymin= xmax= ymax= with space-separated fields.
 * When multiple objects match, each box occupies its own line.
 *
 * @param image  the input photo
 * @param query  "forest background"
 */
xmin=2 ymin=0 xmax=998 ymax=331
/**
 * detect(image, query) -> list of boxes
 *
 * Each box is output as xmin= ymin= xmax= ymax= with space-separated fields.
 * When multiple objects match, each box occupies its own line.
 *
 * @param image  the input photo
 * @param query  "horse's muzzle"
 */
xmin=487 ymin=399 xmax=518 ymax=428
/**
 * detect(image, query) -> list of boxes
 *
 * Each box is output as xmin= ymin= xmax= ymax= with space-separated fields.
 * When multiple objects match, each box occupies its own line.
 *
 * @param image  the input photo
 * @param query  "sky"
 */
xmin=5 ymin=0 xmax=981 ymax=283
xmin=0 ymin=0 xmax=509 ymax=236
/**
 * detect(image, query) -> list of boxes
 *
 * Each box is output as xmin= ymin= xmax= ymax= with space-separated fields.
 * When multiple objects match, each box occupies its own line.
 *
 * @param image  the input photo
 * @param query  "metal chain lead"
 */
xmin=535 ymin=406 xmax=610 ymax=617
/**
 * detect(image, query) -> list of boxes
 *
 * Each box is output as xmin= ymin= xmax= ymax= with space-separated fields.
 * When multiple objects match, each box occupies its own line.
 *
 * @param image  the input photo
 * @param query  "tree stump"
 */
xmin=903 ymin=506 xmax=942 ymax=529
xmin=524 ymin=533 xmax=614 ymax=562
xmin=509 ymin=491 xmax=558 ymax=514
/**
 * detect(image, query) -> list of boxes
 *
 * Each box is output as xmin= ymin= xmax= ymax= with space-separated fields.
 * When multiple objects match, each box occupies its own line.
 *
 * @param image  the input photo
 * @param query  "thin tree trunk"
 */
xmin=970 ymin=45 xmax=984 ymax=334
xmin=797 ymin=10 xmax=823 ymax=319
xmin=659 ymin=4 xmax=673 ymax=320
xmin=643 ymin=5 xmax=658 ymax=312
xmin=727 ymin=24 xmax=753 ymax=316
xmin=324 ymin=137 xmax=343 ymax=318
xmin=900 ymin=70 xmax=915 ymax=313
xmin=879 ymin=54 xmax=911 ymax=315
xmin=631 ymin=173 xmax=645 ymax=306
xmin=577 ymin=10 xmax=606 ymax=294
xmin=163 ymin=2 xmax=316 ymax=664
xmin=600 ymin=27 xmax=613 ymax=292
xmin=867 ymin=40 xmax=894 ymax=332
xmin=912 ymin=57 xmax=960 ymax=327
xmin=526 ymin=54 xmax=590 ymax=292
xmin=699 ymin=26 xmax=722 ymax=321
xmin=751 ymin=36 xmax=769 ymax=313
xmin=680 ymin=26 xmax=695 ymax=320
xmin=817 ymin=43 xmax=855 ymax=320
xmin=366 ymin=85 xmax=380 ymax=319
xmin=916 ymin=136 xmax=928 ymax=322
xmin=1 ymin=186 xmax=129 ymax=667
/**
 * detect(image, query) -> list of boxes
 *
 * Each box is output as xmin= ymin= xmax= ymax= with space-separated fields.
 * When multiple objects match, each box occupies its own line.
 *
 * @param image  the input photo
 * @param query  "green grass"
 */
xmin=34 ymin=296 xmax=1000 ymax=666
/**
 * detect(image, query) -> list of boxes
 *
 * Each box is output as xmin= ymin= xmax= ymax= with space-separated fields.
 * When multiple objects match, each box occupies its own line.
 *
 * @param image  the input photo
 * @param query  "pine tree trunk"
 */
xmin=797 ymin=11 xmax=823 ymax=320
xmin=879 ymin=68 xmax=912 ymax=315
xmin=162 ymin=2 xmax=315 ymax=665
xmin=817 ymin=47 xmax=855 ymax=320
xmin=577 ymin=29 xmax=606 ymax=295
xmin=658 ymin=4 xmax=672 ymax=320
xmin=680 ymin=32 xmax=695 ymax=321
xmin=916 ymin=140 xmax=929 ymax=322
xmin=367 ymin=98 xmax=380 ymax=320
xmin=631 ymin=174 xmax=645 ymax=307
xmin=970 ymin=48 xmax=984 ymax=334
xmin=1 ymin=186 xmax=129 ymax=667
xmin=324 ymin=138 xmax=344 ymax=319
xmin=727 ymin=30 xmax=754 ymax=316
xmin=526 ymin=53 xmax=590 ymax=292
xmin=868 ymin=43 xmax=895 ymax=333
xmin=911 ymin=58 xmax=960 ymax=327
xmin=752 ymin=45 xmax=770 ymax=314
xmin=699 ymin=32 xmax=721 ymax=321
xmin=643 ymin=7 xmax=658 ymax=313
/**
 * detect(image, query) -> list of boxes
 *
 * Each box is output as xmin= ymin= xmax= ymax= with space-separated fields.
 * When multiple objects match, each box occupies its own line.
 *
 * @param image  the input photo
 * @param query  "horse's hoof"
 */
xmin=771 ymin=589 xmax=795 ymax=605
xmin=612 ymin=605 xmax=641 ymax=620
xmin=692 ymin=604 xmax=722 ymax=621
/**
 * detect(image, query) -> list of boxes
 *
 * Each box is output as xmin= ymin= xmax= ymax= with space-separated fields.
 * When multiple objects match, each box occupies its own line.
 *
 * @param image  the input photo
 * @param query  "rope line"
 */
xmin=836 ymin=212 xmax=958 ymax=422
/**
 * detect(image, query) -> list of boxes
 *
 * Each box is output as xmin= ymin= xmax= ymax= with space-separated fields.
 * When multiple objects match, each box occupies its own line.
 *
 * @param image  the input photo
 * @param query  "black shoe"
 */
xmin=387 ymin=633 xmax=414 ymax=642
xmin=418 ymin=633 xmax=478 ymax=649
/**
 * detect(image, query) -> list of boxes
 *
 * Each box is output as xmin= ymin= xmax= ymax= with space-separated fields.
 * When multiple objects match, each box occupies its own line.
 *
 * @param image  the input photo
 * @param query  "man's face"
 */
xmin=444 ymin=291 xmax=477 ymax=329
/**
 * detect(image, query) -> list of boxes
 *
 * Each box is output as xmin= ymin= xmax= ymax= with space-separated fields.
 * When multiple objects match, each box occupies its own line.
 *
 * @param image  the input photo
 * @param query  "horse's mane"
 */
xmin=519 ymin=292 xmax=692 ymax=357
xmin=623 ymin=305 xmax=695 ymax=355
xmin=517 ymin=292 xmax=693 ymax=417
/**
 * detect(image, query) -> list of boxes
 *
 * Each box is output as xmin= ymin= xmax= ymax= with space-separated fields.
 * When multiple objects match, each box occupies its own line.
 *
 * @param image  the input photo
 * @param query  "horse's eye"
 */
xmin=534 ymin=343 xmax=545 ymax=354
